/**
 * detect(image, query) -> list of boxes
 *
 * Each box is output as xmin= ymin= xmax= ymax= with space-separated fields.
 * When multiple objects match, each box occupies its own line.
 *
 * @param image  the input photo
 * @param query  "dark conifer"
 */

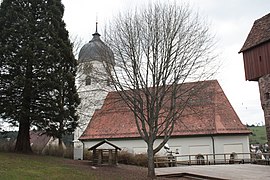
xmin=0 ymin=0 xmax=80 ymax=153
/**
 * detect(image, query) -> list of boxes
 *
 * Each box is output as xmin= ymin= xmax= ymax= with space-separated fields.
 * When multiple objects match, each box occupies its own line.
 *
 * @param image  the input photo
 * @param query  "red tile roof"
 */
xmin=80 ymin=80 xmax=250 ymax=140
xmin=30 ymin=131 xmax=51 ymax=150
xmin=239 ymin=13 xmax=270 ymax=52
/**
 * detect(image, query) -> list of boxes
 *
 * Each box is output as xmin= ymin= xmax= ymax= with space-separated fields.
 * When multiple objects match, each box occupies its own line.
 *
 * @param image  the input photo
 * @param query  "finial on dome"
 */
xmin=95 ymin=21 xmax=98 ymax=33
xmin=92 ymin=14 xmax=100 ymax=37
xmin=92 ymin=22 xmax=100 ymax=37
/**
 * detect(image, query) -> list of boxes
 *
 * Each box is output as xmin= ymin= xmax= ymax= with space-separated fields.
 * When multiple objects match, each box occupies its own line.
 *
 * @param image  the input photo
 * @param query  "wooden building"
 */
xmin=239 ymin=13 xmax=270 ymax=146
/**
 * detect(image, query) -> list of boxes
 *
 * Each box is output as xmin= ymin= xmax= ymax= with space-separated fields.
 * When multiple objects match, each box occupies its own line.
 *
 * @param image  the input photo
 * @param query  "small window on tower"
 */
xmin=85 ymin=76 xmax=91 ymax=86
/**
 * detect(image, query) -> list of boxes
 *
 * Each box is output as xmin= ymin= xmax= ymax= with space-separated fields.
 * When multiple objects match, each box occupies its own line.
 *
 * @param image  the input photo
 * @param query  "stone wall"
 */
xmin=258 ymin=74 xmax=270 ymax=146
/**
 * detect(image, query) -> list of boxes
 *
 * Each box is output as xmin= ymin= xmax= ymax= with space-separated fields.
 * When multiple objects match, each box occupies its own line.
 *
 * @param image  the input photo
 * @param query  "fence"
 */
xmin=154 ymin=152 xmax=270 ymax=167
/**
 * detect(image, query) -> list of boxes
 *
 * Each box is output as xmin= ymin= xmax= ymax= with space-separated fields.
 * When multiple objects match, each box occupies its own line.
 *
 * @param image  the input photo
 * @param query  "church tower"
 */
xmin=74 ymin=23 xmax=114 ymax=160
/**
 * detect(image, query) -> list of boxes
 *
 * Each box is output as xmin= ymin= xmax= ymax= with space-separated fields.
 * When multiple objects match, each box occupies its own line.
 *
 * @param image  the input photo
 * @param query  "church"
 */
xmin=73 ymin=24 xmax=251 ymax=161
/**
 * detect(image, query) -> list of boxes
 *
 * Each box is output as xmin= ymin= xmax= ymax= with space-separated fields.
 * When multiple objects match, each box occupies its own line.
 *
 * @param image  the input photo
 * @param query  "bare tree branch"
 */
xmin=105 ymin=2 xmax=218 ymax=178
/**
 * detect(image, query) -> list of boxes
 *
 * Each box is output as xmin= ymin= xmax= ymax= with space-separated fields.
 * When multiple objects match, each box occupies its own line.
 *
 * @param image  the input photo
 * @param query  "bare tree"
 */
xmin=106 ymin=2 xmax=217 ymax=178
xmin=70 ymin=34 xmax=85 ymax=58
xmin=69 ymin=34 xmax=86 ymax=90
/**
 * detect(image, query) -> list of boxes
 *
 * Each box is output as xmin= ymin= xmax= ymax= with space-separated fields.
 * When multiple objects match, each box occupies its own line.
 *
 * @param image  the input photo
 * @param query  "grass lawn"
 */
xmin=248 ymin=126 xmax=267 ymax=145
xmin=0 ymin=152 xmax=98 ymax=180
xmin=0 ymin=152 xmax=149 ymax=180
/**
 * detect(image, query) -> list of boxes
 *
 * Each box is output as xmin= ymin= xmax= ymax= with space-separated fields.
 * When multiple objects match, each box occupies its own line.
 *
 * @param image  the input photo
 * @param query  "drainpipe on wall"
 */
xmin=211 ymin=136 xmax=216 ymax=164
xmin=81 ymin=142 xmax=85 ymax=160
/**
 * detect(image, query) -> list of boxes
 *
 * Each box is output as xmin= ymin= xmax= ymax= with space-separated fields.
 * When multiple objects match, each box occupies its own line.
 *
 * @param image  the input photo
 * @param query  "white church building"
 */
xmin=73 ymin=25 xmax=251 ymax=161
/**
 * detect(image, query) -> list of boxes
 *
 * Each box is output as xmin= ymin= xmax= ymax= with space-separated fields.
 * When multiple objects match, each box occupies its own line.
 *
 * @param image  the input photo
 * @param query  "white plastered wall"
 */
xmin=74 ymin=60 xmax=113 ymax=160
xmin=82 ymin=135 xmax=250 ymax=160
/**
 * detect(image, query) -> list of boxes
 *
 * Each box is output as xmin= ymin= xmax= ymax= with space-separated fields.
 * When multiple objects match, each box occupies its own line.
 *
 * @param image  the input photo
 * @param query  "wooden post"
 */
xmin=92 ymin=149 xmax=97 ymax=164
xmin=98 ymin=150 xmax=102 ymax=165
xmin=109 ymin=149 xmax=113 ymax=165
xmin=114 ymin=149 xmax=118 ymax=165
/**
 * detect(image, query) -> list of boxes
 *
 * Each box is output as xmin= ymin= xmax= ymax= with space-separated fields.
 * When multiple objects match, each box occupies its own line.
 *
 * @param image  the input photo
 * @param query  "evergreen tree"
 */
xmin=0 ymin=0 xmax=79 ymax=153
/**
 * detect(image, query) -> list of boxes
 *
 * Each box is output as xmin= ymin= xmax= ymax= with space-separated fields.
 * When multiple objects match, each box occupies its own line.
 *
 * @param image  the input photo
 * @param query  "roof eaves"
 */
xmin=239 ymin=13 xmax=270 ymax=53
xmin=88 ymin=139 xmax=121 ymax=150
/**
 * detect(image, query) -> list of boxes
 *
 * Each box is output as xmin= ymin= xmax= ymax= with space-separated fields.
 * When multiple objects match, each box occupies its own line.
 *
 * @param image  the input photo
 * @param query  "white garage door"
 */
xmin=189 ymin=145 xmax=210 ymax=155
xmin=188 ymin=145 xmax=210 ymax=160
xmin=224 ymin=143 xmax=243 ymax=159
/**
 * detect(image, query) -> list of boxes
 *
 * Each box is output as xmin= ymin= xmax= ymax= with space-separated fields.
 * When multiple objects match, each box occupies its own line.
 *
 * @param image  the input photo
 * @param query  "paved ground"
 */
xmin=155 ymin=164 xmax=270 ymax=179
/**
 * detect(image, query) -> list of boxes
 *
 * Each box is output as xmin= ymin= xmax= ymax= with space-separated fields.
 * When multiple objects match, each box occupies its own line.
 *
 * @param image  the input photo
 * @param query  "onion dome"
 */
xmin=78 ymin=23 xmax=114 ymax=65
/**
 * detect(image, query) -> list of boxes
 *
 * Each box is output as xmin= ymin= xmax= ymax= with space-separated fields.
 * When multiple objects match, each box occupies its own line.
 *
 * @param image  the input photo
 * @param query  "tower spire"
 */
xmin=92 ymin=13 xmax=100 ymax=37
xmin=95 ymin=21 xmax=98 ymax=33
xmin=92 ymin=22 xmax=100 ymax=37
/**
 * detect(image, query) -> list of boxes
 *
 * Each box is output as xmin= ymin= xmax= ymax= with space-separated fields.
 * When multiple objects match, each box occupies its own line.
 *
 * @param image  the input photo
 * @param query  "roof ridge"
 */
xmin=239 ymin=13 xmax=270 ymax=52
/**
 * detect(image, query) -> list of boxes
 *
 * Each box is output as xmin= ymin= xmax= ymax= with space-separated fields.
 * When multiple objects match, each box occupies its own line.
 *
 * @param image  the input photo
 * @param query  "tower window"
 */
xmin=85 ymin=76 xmax=91 ymax=86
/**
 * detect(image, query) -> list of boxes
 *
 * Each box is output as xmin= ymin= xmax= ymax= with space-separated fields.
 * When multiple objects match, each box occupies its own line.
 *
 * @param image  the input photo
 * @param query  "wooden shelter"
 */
xmin=239 ymin=13 xmax=270 ymax=146
xmin=88 ymin=139 xmax=121 ymax=166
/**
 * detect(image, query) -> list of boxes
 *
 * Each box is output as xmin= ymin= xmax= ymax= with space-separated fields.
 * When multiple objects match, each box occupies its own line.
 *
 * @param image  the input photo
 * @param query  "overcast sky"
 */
xmin=62 ymin=0 xmax=270 ymax=126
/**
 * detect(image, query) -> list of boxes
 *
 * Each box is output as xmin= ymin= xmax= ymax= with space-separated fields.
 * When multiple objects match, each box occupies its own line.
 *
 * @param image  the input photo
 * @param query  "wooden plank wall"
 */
xmin=243 ymin=42 xmax=270 ymax=81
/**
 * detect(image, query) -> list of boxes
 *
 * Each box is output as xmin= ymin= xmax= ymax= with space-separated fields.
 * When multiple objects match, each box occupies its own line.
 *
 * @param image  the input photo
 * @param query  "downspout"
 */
xmin=211 ymin=136 xmax=216 ymax=164
xmin=82 ymin=141 xmax=85 ymax=160
xmin=211 ymin=82 xmax=217 ymax=165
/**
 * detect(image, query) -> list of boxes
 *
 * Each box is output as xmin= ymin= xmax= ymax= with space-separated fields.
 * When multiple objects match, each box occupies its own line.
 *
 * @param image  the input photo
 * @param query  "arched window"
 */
xmin=85 ymin=76 xmax=91 ymax=86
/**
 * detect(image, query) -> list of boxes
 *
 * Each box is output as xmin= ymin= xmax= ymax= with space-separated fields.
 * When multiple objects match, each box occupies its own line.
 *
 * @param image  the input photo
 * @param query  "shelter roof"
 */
xmin=88 ymin=139 xmax=121 ymax=150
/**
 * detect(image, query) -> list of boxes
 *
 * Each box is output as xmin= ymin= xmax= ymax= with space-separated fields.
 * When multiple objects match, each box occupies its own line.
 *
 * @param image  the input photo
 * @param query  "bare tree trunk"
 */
xmin=147 ymin=140 xmax=156 ymax=178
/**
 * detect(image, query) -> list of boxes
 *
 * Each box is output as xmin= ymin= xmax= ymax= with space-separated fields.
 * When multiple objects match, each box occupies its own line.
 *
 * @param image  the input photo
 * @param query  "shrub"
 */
xmin=134 ymin=153 xmax=148 ymax=167
xmin=63 ymin=147 xmax=73 ymax=159
xmin=118 ymin=151 xmax=135 ymax=165
xmin=43 ymin=145 xmax=64 ymax=157
xmin=0 ymin=141 xmax=15 ymax=152
xmin=118 ymin=151 xmax=148 ymax=167
xmin=83 ymin=149 xmax=92 ymax=160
